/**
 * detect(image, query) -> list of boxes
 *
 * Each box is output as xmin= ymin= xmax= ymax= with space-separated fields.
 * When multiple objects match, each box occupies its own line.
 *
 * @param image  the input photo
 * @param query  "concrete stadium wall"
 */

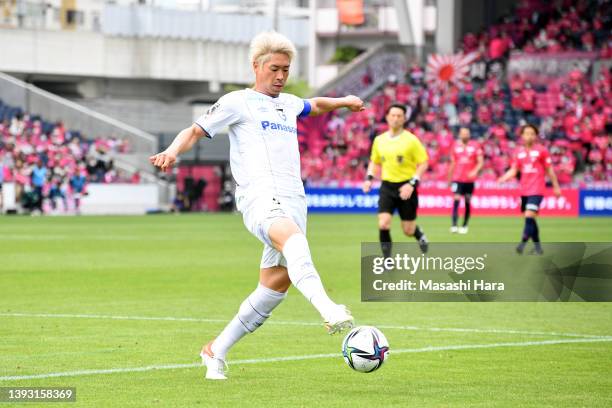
xmin=0 ymin=28 xmax=305 ymax=84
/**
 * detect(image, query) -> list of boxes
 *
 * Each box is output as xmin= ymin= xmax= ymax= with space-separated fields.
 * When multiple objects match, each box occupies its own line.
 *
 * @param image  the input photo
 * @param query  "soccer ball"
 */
xmin=342 ymin=326 xmax=389 ymax=373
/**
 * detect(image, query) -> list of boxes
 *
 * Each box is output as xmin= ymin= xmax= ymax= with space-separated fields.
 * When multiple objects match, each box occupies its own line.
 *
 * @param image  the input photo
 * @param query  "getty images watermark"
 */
xmin=361 ymin=243 xmax=612 ymax=302
xmin=371 ymin=253 xmax=498 ymax=292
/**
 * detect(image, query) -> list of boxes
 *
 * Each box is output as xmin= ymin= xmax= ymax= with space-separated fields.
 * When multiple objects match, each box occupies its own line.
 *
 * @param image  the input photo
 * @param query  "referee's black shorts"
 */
xmin=378 ymin=180 xmax=418 ymax=221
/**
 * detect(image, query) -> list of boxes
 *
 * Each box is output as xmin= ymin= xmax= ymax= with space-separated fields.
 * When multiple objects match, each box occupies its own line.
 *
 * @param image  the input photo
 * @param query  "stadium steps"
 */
xmin=313 ymin=43 xmax=420 ymax=100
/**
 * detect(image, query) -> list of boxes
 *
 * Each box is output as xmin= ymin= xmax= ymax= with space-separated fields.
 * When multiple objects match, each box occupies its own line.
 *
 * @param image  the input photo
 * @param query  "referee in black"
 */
xmin=362 ymin=104 xmax=430 ymax=258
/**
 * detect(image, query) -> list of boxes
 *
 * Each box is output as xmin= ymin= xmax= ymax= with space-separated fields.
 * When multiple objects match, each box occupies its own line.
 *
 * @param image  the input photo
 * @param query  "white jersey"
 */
xmin=195 ymin=89 xmax=311 ymax=198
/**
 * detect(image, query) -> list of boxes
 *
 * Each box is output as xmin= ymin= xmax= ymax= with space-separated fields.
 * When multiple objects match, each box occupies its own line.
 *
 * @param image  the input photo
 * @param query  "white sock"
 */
xmin=211 ymin=284 xmax=286 ymax=360
xmin=282 ymin=233 xmax=337 ymax=320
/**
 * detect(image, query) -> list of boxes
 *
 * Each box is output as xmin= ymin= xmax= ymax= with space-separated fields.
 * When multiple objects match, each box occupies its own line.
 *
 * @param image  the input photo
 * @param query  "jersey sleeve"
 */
xmin=285 ymin=94 xmax=311 ymax=118
xmin=370 ymin=137 xmax=381 ymax=164
xmin=194 ymin=94 xmax=241 ymax=138
xmin=412 ymin=137 xmax=429 ymax=164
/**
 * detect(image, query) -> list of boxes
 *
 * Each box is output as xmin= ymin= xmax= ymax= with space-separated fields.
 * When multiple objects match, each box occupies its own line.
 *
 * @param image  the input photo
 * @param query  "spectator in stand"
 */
xmin=69 ymin=166 xmax=87 ymax=215
xmin=48 ymin=177 xmax=68 ymax=212
xmin=30 ymin=158 xmax=47 ymax=213
xmin=489 ymin=31 xmax=512 ymax=62
xmin=520 ymin=82 xmax=536 ymax=116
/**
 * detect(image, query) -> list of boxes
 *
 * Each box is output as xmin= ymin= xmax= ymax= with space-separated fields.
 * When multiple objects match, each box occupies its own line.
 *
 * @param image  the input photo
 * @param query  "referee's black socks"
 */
xmin=379 ymin=229 xmax=392 ymax=258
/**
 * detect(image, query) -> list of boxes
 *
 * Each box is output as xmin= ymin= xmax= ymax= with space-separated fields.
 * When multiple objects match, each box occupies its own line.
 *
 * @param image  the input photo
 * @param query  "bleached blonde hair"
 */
xmin=249 ymin=31 xmax=297 ymax=67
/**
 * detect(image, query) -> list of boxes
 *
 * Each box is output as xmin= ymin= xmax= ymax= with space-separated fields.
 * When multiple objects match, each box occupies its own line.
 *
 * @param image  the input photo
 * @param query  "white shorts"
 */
xmin=236 ymin=192 xmax=307 ymax=268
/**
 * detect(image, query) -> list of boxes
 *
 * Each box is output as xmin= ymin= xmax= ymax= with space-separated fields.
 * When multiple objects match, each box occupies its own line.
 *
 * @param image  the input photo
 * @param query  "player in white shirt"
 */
xmin=150 ymin=31 xmax=364 ymax=380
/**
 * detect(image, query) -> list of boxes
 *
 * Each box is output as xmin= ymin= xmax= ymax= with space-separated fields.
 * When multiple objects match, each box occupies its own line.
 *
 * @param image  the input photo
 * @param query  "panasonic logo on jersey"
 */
xmin=261 ymin=121 xmax=297 ymax=133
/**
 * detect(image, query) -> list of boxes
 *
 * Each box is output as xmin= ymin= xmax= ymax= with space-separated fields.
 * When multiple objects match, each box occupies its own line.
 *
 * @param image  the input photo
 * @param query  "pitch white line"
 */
xmin=0 ymin=312 xmax=605 ymax=339
xmin=1 ymin=337 xmax=611 ymax=382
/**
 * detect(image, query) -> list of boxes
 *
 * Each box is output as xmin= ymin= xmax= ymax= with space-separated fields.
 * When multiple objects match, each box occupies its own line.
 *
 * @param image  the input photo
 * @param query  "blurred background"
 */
xmin=0 ymin=0 xmax=610 ymax=216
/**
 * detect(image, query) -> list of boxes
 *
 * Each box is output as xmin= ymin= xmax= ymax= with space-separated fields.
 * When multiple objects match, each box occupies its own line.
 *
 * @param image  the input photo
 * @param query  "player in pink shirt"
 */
xmin=498 ymin=124 xmax=561 ymax=255
xmin=447 ymin=127 xmax=484 ymax=234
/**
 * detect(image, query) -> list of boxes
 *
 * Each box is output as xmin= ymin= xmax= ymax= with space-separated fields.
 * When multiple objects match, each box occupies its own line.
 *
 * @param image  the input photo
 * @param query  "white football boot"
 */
xmin=200 ymin=341 xmax=228 ymax=380
xmin=450 ymin=226 xmax=458 ymax=233
xmin=458 ymin=226 xmax=469 ymax=234
xmin=324 ymin=305 xmax=354 ymax=335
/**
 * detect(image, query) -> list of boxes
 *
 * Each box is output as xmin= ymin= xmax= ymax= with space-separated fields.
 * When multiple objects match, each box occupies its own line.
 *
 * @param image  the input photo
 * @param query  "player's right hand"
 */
xmin=362 ymin=180 xmax=372 ymax=193
xmin=149 ymin=150 xmax=177 ymax=172
xmin=344 ymin=95 xmax=365 ymax=112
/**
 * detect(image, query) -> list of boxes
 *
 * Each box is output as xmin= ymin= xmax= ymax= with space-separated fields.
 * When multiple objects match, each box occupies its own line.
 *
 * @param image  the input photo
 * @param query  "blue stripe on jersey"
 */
xmin=298 ymin=100 xmax=311 ymax=118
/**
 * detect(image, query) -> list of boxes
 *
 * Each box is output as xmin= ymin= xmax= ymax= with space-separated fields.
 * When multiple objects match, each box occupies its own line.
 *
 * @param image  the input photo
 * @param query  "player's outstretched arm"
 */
xmin=497 ymin=167 xmax=517 ymax=183
xmin=469 ymin=154 xmax=485 ymax=179
xmin=447 ymin=155 xmax=456 ymax=186
xmin=149 ymin=124 xmax=206 ymax=171
xmin=307 ymin=95 xmax=364 ymax=116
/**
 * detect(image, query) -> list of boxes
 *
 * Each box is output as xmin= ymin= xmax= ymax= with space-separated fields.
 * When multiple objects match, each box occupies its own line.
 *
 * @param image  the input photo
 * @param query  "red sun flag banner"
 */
xmin=426 ymin=52 xmax=479 ymax=86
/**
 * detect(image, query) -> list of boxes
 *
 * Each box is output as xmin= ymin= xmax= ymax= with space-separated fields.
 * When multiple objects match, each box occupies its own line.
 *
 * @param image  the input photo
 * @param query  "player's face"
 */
xmin=253 ymin=53 xmax=291 ymax=97
xmin=459 ymin=128 xmax=470 ymax=142
xmin=385 ymin=107 xmax=406 ymax=130
xmin=521 ymin=127 xmax=537 ymax=145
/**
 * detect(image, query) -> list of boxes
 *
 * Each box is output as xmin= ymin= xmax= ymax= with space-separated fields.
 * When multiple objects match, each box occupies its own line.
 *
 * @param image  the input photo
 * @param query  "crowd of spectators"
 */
xmin=461 ymin=0 xmax=611 ymax=58
xmin=0 ymin=101 xmax=137 ymax=213
xmin=298 ymin=0 xmax=611 ymax=187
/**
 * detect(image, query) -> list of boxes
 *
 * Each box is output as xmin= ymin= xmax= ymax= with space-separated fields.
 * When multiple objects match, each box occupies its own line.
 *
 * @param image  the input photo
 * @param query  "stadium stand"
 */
xmin=299 ymin=0 xmax=611 ymax=187
xmin=0 ymin=100 xmax=136 ymax=213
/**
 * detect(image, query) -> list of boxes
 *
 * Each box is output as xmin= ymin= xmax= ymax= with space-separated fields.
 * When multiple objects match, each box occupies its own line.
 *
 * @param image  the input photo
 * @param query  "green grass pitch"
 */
xmin=1 ymin=214 xmax=611 ymax=407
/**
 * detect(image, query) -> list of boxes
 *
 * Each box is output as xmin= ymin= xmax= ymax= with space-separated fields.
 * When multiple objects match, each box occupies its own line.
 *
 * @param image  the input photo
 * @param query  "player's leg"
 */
xmin=517 ymin=196 xmax=529 ymax=254
xmin=268 ymin=217 xmax=352 ymax=333
xmin=450 ymin=182 xmax=460 ymax=233
xmin=517 ymin=196 xmax=542 ymax=254
xmin=529 ymin=211 xmax=542 ymax=254
xmin=399 ymin=189 xmax=428 ymax=253
xmin=525 ymin=195 xmax=543 ymax=254
xmin=378 ymin=182 xmax=396 ymax=257
xmin=203 ymin=261 xmax=289 ymax=380
xmin=460 ymin=183 xmax=474 ymax=234
xmin=378 ymin=212 xmax=393 ymax=258
xmin=74 ymin=193 xmax=81 ymax=214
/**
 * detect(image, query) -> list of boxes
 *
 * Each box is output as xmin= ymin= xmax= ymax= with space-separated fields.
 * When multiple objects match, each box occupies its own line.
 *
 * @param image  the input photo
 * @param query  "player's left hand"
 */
xmin=553 ymin=186 xmax=562 ymax=197
xmin=399 ymin=183 xmax=414 ymax=200
xmin=344 ymin=95 xmax=365 ymax=112
xmin=467 ymin=171 xmax=478 ymax=180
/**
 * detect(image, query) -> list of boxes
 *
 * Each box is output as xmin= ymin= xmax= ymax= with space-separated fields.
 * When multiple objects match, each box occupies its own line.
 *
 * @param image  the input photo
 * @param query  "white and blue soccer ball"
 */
xmin=342 ymin=326 xmax=389 ymax=373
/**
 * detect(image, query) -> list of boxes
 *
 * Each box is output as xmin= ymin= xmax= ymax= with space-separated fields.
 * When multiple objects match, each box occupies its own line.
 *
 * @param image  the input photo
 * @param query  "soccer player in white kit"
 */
xmin=150 ymin=31 xmax=364 ymax=380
